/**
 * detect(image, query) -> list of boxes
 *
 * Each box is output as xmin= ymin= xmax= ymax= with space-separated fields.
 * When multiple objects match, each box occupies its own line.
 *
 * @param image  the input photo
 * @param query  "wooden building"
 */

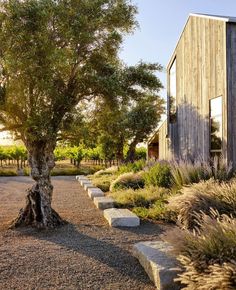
xmin=148 ymin=13 xmax=236 ymax=168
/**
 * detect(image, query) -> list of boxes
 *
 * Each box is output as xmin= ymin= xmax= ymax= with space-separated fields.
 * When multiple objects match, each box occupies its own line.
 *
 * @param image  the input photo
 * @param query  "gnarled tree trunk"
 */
xmin=11 ymin=141 xmax=64 ymax=229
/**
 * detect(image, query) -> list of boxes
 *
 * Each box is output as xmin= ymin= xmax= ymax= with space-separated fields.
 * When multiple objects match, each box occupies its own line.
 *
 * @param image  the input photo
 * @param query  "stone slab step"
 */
xmin=76 ymin=175 xmax=86 ymax=180
xmin=93 ymin=196 xmax=115 ymax=210
xmin=79 ymin=179 xmax=91 ymax=186
xmin=84 ymin=183 xmax=95 ymax=191
xmin=133 ymin=241 xmax=181 ymax=290
xmin=103 ymin=208 xmax=140 ymax=227
xmin=88 ymin=188 xmax=105 ymax=199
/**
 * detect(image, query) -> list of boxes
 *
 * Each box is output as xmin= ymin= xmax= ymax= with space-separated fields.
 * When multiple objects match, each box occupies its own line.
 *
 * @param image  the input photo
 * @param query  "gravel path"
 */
xmin=0 ymin=176 xmax=170 ymax=290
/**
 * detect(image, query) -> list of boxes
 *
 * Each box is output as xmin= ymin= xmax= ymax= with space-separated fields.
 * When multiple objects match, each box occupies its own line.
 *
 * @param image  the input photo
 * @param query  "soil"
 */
xmin=0 ymin=176 xmax=171 ymax=290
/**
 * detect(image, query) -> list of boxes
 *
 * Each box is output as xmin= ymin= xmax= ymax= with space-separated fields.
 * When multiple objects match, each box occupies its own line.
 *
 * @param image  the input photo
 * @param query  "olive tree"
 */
xmin=0 ymin=0 xmax=137 ymax=228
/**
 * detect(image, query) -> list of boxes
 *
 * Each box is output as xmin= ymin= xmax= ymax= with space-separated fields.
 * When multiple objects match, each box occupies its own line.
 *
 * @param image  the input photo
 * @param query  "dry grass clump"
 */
xmin=212 ymin=157 xmax=234 ymax=182
xmin=110 ymin=172 xmax=145 ymax=192
xmin=168 ymin=179 xmax=236 ymax=229
xmin=178 ymin=257 xmax=236 ymax=290
xmin=170 ymin=158 xmax=233 ymax=188
xmin=94 ymin=166 xmax=118 ymax=176
xmin=170 ymin=160 xmax=211 ymax=188
xmin=167 ymin=211 xmax=236 ymax=289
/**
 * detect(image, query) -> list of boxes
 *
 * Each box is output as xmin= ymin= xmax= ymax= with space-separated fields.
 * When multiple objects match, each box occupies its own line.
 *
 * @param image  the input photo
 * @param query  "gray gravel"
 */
xmin=0 ymin=176 xmax=171 ymax=290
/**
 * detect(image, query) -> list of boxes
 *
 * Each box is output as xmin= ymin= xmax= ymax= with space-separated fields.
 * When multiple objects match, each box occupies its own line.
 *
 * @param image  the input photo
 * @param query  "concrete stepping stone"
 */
xmin=133 ymin=241 xmax=181 ymax=290
xmin=84 ymin=183 xmax=95 ymax=191
xmin=103 ymin=208 xmax=140 ymax=227
xmin=79 ymin=177 xmax=90 ymax=182
xmin=88 ymin=188 xmax=105 ymax=199
xmin=93 ymin=196 xmax=115 ymax=210
xmin=79 ymin=179 xmax=91 ymax=186
xmin=76 ymin=175 xmax=86 ymax=180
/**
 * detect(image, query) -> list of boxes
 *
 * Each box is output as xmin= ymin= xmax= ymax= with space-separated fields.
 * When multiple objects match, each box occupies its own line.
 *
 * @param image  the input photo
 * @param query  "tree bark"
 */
xmin=116 ymin=142 xmax=124 ymax=164
xmin=11 ymin=141 xmax=64 ymax=229
xmin=126 ymin=140 xmax=138 ymax=163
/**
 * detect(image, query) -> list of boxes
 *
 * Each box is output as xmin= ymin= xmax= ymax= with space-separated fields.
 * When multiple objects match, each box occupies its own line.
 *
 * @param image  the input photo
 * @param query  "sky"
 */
xmin=119 ymin=0 xmax=236 ymax=98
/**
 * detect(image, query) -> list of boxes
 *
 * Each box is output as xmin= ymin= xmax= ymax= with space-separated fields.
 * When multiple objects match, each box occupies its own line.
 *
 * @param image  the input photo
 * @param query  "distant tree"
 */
xmin=89 ymin=63 xmax=164 ymax=163
xmin=60 ymin=62 xmax=164 ymax=163
xmin=125 ymin=94 xmax=164 ymax=162
xmin=0 ymin=0 xmax=137 ymax=228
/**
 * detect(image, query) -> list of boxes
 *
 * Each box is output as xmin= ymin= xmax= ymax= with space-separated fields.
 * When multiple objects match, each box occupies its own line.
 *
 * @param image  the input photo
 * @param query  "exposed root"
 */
xmin=10 ymin=207 xmax=65 ymax=230
xmin=10 ymin=186 xmax=65 ymax=230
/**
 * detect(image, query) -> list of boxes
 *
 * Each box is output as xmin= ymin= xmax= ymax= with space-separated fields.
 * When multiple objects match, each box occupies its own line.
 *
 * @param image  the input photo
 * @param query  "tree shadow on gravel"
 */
xmin=119 ymin=219 xmax=171 ymax=237
xmin=0 ymin=176 xmax=34 ymax=184
xmin=15 ymin=223 xmax=154 ymax=285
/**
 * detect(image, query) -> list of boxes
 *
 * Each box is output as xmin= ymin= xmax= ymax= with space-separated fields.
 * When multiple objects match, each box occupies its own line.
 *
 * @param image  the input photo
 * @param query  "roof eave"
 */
xmin=167 ymin=13 xmax=236 ymax=70
xmin=190 ymin=13 xmax=236 ymax=23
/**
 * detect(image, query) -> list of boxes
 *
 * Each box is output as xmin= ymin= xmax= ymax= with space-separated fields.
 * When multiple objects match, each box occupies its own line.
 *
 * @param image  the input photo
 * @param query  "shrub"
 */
xmin=90 ymin=174 xmax=117 ymax=192
xmin=54 ymin=147 xmax=68 ymax=161
xmin=51 ymin=168 xmax=82 ymax=176
xmin=110 ymin=186 xmax=175 ymax=222
xmin=78 ymin=164 xmax=104 ymax=175
xmin=118 ymin=159 xmax=146 ymax=174
xmin=143 ymin=162 xmax=172 ymax=188
xmin=133 ymin=201 xmax=176 ymax=222
xmin=135 ymin=147 xmax=147 ymax=160
xmin=0 ymin=169 xmax=17 ymax=176
xmin=23 ymin=167 xmax=30 ymax=176
xmin=145 ymin=200 xmax=177 ymax=221
xmin=167 ymin=211 xmax=236 ymax=290
xmin=168 ymin=179 xmax=236 ymax=229
xmin=110 ymin=186 xmax=168 ymax=207
xmin=110 ymin=172 xmax=145 ymax=191
xmin=23 ymin=164 xmax=102 ymax=176
xmin=66 ymin=146 xmax=84 ymax=166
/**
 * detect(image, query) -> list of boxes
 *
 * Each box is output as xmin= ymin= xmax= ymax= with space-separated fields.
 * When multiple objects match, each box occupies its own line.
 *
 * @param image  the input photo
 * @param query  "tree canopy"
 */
xmin=0 ymin=0 xmax=138 ymax=144
xmin=61 ymin=62 xmax=164 ymax=163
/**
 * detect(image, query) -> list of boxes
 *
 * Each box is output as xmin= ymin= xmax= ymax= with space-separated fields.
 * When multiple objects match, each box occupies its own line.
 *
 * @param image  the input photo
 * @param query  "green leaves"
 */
xmin=0 ymin=0 xmax=137 ymax=145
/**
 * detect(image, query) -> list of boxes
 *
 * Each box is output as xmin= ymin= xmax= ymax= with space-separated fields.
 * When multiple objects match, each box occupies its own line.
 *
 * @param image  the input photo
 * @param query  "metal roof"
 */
xmin=190 ymin=13 xmax=236 ymax=23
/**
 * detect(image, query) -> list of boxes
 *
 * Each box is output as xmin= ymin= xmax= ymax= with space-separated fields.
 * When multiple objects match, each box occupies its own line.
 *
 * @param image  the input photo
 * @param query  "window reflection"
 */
xmin=169 ymin=58 xmax=177 ymax=123
xmin=210 ymin=96 xmax=222 ymax=154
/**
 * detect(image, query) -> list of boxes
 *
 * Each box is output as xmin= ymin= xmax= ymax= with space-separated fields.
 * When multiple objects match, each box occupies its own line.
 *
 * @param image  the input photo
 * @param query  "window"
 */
xmin=169 ymin=58 xmax=177 ymax=123
xmin=210 ymin=96 xmax=222 ymax=156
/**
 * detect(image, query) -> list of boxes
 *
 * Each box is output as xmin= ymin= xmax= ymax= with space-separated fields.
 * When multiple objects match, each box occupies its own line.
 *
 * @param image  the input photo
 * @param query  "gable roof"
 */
xmin=167 ymin=13 xmax=236 ymax=69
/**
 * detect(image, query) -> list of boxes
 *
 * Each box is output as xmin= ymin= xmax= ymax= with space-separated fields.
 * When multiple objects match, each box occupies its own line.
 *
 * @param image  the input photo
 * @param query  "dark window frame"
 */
xmin=168 ymin=57 xmax=177 ymax=124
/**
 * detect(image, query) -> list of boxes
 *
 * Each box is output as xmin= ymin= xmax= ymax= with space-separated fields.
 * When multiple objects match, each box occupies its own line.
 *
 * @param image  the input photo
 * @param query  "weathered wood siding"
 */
xmin=166 ymin=16 xmax=227 ymax=162
xmin=226 ymin=23 xmax=236 ymax=168
xmin=158 ymin=120 xmax=171 ymax=160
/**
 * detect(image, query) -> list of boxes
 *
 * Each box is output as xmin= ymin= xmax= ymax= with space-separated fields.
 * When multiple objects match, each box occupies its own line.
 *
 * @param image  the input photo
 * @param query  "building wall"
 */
xmin=226 ymin=23 xmax=236 ymax=168
xmin=158 ymin=120 xmax=171 ymax=160
xmin=167 ymin=16 xmax=227 ymax=162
